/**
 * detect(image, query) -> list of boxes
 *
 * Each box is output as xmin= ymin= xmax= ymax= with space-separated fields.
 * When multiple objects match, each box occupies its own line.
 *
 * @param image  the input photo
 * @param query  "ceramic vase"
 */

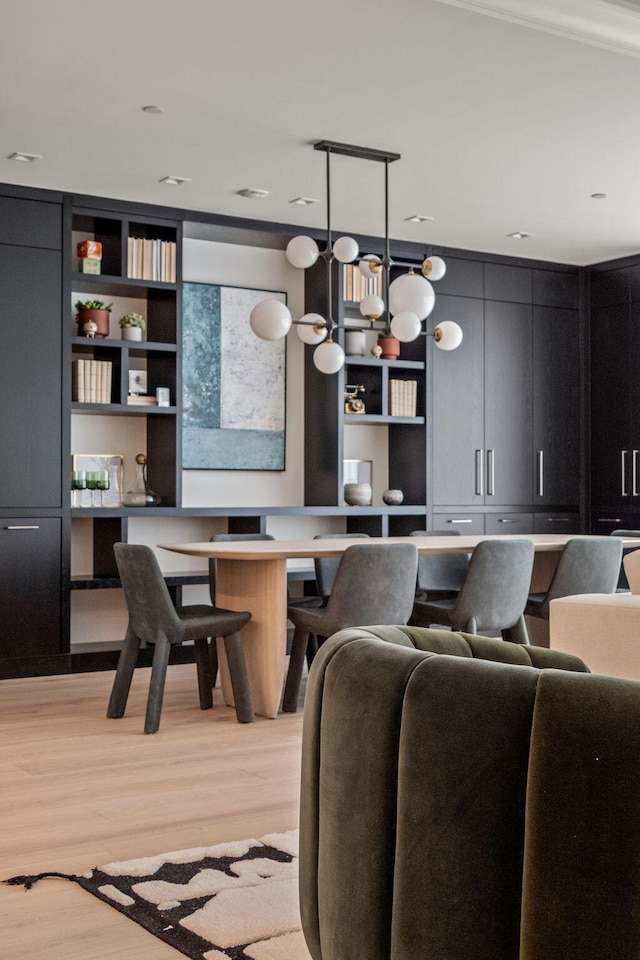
xmin=344 ymin=482 xmax=373 ymax=506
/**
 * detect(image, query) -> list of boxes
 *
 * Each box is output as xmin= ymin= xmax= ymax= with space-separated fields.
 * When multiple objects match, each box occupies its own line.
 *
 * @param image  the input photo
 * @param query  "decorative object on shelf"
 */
xmin=344 ymin=328 xmax=366 ymax=357
xmin=121 ymin=453 xmax=161 ymax=507
xmin=71 ymin=454 xmax=122 ymax=508
xmin=344 ymin=383 xmax=366 ymax=415
xmin=249 ymin=140 xmax=463 ymax=373
xmin=119 ymin=312 xmax=145 ymax=341
xmin=77 ymin=239 xmax=102 ymax=274
xmin=371 ymin=343 xmax=383 ymax=359
xmin=382 ymin=488 xmax=404 ymax=505
xmin=182 ymin=282 xmax=286 ymax=471
xmin=344 ymin=481 xmax=373 ymax=506
xmin=156 ymin=387 xmax=170 ymax=407
xmin=377 ymin=333 xmax=401 ymax=361
xmin=75 ymin=300 xmax=112 ymax=339
xmin=128 ymin=369 xmax=148 ymax=395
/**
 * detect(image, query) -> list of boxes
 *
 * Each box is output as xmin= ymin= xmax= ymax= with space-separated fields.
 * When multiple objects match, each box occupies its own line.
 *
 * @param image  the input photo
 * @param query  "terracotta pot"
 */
xmin=377 ymin=336 xmax=400 ymax=360
xmin=77 ymin=309 xmax=110 ymax=338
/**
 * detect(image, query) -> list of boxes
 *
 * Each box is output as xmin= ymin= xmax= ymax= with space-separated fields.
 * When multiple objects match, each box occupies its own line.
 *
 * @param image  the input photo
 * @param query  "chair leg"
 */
xmin=506 ymin=615 xmax=530 ymax=646
xmin=144 ymin=637 xmax=172 ymax=734
xmin=464 ymin=617 xmax=478 ymax=635
xmin=209 ymin=638 xmax=219 ymax=688
xmin=195 ymin=638 xmax=213 ymax=710
xmin=222 ymin=632 xmax=255 ymax=724
xmin=283 ymin=626 xmax=309 ymax=713
xmin=306 ymin=633 xmax=319 ymax=668
xmin=107 ymin=626 xmax=142 ymax=719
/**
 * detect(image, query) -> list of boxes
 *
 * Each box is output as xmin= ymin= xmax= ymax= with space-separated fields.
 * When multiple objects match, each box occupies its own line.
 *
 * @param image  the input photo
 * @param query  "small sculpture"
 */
xmin=382 ymin=489 xmax=404 ymax=505
xmin=82 ymin=319 xmax=98 ymax=338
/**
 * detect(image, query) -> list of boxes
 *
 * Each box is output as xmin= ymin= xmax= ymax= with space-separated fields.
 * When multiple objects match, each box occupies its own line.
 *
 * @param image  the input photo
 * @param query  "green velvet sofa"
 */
xmin=299 ymin=625 xmax=640 ymax=960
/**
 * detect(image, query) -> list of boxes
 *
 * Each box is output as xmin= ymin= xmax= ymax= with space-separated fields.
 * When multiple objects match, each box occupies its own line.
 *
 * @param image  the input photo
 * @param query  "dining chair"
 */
xmin=525 ymin=536 xmax=622 ymax=621
xmin=410 ymin=529 xmax=470 ymax=601
xmin=107 ymin=543 xmax=254 ymax=733
xmin=610 ymin=529 xmax=640 ymax=591
xmin=411 ymin=539 xmax=535 ymax=643
xmin=313 ymin=532 xmax=371 ymax=602
xmin=282 ymin=541 xmax=418 ymax=712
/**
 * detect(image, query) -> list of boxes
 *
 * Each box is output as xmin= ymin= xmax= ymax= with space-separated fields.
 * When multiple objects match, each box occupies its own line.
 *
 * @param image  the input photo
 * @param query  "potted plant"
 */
xmin=119 ymin=312 xmax=145 ymax=341
xmin=75 ymin=299 xmax=112 ymax=339
xmin=377 ymin=331 xmax=400 ymax=360
xmin=344 ymin=328 xmax=366 ymax=357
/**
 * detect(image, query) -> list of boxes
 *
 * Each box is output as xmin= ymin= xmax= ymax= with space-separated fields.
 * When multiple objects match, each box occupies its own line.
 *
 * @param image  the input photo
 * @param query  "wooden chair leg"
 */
xmin=195 ymin=638 xmax=213 ymax=710
xmin=107 ymin=626 xmax=141 ymax=719
xmin=144 ymin=637 xmax=172 ymax=734
xmin=222 ymin=632 xmax=255 ymax=724
xmin=283 ymin=626 xmax=309 ymax=713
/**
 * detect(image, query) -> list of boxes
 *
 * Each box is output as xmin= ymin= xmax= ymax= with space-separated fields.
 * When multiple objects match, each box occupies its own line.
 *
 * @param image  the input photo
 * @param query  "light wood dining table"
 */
xmin=159 ymin=533 xmax=636 ymax=718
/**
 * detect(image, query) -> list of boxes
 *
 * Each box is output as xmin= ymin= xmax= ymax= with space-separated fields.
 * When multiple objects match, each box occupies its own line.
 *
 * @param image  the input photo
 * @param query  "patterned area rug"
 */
xmin=6 ymin=830 xmax=311 ymax=960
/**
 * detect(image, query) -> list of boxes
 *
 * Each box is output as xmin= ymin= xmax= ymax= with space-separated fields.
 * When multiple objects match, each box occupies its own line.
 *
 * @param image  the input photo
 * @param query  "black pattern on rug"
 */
xmin=5 ymin=830 xmax=309 ymax=960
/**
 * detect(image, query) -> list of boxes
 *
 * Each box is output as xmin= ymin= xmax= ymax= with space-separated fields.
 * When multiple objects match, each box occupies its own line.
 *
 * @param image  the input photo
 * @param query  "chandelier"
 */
xmin=249 ymin=140 xmax=463 ymax=373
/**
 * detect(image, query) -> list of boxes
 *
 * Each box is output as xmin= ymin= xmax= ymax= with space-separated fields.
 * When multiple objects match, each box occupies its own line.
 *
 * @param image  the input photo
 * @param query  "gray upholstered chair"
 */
xmin=313 ymin=531 xmax=370 ymax=602
xmin=282 ymin=541 xmax=418 ymax=712
xmin=107 ymin=543 xmax=254 ymax=733
xmin=300 ymin=626 xmax=640 ymax=960
xmin=611 ymin=529 xmax=640 ymax=591
xmin=410 ymin=529 xmax=470 ymax=600
xmin=525 ymin=536 xmax=622 ymax=621
xmin=411 ymin=538 xmax=534 ymax=643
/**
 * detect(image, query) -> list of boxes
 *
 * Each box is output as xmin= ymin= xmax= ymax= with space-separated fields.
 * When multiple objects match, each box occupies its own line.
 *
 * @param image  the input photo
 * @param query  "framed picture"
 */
xmin=182 ymin=282 xmax=286 ymax=470
xmin=71 ymin=454 xmax=123 ymax=507
xmin=343 ymin=459 xmax=372 ymax=486
xmin=128 ymin=370 xmax=148 ymax=395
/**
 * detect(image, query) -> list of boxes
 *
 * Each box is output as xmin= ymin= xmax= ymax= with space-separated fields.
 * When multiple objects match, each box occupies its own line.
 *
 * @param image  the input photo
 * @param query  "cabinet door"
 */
xmin=532 ymin=306 xmax=580 ymax=505
xmin=590 ymin=302 xmax=630 ymax=508
xmin=431 ymin=296 xmax=485 ymax=506
xmin=0 ymin=519 xmax=62 ymax=658
xmin=0 ymin=244 xmax=62 ymax=508
xmin=484 ymin=301 xmax=533 ymax=505
xmin=628 ymin=302 xmax=640 ymax=502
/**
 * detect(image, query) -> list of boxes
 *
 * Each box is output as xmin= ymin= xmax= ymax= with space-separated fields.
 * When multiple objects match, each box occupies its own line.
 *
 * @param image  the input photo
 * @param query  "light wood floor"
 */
xmin=0 ymin=664 xmax=304 ymax=959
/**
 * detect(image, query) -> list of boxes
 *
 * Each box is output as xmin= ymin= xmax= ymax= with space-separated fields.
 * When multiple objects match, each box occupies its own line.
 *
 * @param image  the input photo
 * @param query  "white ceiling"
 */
xmin=3 ymin=0 xmax=640 ymax=265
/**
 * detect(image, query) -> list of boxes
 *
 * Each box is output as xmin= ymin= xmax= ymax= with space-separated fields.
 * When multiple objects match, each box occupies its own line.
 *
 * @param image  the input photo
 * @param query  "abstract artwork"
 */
xmin=182 ymin=283 xmax=286 ymax=470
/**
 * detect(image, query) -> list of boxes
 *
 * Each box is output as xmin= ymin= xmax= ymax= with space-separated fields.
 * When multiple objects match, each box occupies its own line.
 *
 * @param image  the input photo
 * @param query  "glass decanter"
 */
xmin=122 ymin=453 xmax=161 ymax=507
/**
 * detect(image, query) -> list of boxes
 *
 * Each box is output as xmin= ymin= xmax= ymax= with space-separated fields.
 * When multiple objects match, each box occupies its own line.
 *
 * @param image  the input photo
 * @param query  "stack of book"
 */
xmin=127 ymin=237 xmax=177 ymax=282
xmin=343 ymin=263 xmax=383 ymax=302
xmin=389 ymin=379 xmax=417 ymax=417
xmin=72 ymin=359 xmax=112 ymax=404
xmin=126 ymin=394 xmax=158 ymax=406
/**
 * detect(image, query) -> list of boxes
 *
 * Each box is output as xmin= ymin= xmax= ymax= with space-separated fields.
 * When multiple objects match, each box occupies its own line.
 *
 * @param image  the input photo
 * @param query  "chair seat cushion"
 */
xmin=177 ymin=604 xmax=251 ymax=640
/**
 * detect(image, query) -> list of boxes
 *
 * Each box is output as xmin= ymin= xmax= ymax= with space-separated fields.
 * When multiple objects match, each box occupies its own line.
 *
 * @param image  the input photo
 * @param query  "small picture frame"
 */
xmin=156 ymin=387 xmax=170 ymax=407
xmin=71 ymin=454 xmax=123 ymax=508
xmin=128 ymin=369 xmax=147 ymax=395
xmin=343 ymin=459 xmax=372 ymax=486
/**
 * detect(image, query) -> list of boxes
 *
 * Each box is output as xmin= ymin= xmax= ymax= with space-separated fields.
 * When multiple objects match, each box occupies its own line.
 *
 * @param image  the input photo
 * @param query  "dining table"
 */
xmin=159 ymin=533 xmax=639 ymax=718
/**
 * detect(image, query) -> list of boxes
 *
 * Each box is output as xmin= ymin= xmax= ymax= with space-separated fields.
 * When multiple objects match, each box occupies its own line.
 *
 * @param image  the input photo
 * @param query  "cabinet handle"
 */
xmin=634 ymin=451 xmax=639 ymax=497
xmin=498 ymin=518 xmax=520 ymax=523
xmin=622 ymin=450 xmax=628 ymax=496
xmin=447 ymin=519 xmax=474 ymax=524
xmin=598 ymin=518 xmax=622 ymax=523
xmin=475 ymin=449 xmax=483 ymax=496
xmin=537 ymin=450 xmax=544 ymax=497
xmin=4 ymin=525 xmax=40 ymax=530
xmin=547 ymin=517 xmax=570 ymax=523
xmin=487 ymin=449 xmax=495 ymax=496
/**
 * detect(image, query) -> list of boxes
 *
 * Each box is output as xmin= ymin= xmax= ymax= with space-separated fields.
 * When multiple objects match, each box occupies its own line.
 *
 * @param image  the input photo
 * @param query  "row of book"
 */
xmin=343 ymin=263 xmax=383 ymax=303
xmin=389 ymin=379 xmax=418 ymax=418
xmin=127 ymin=237 xmax=177 ymax=283
xmin=73 ymin=359 xmax=112 ymax=404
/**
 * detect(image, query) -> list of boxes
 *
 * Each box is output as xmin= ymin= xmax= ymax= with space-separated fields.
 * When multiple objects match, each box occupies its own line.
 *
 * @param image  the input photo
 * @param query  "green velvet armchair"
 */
xmin=299 ymin=625 xmax=640 ymax=960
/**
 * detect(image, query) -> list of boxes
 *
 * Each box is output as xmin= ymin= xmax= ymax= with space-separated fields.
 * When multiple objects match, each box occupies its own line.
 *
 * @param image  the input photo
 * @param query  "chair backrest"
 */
xmin=451 ymin=538 xmax=535 ymax=632
xmin=313 ymin=532 xmax=370 ymax=600
xmin=542 ymin=537 xmax=623 ymax=617
xmin=322 ymin=542 xmax=418 ymax=630
xmin=611 ymin=529 xmax=640 ymax=590
xmin=209 ymin=533 xmax=275 ymax=604
xmin=410 ymin=529 xmax=470 ymax=593
xmin=114 ymin=542 xmax=180 ymax=642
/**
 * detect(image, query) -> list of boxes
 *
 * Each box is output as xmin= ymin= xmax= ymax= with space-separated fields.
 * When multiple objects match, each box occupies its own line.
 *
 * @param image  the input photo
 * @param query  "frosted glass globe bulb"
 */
xmin=389 ymin=271 xmax=435 ymax=321
xmin=296 ymin=313 xmax=328 ymax=344
xmin=249 ymin=299 xmax=292 ymax=340
xmin=333 ymin=236 xmax=359 ymax=264
xmin=358 ymin=255 xmax=382 ymax=280
xmin=390 ymin=311 xmax=421 ymax=342
xmin=286 ymin=235 xmax=319 ymax=269
xmin=422 ymin=256 xmax=447 ymax=281
xmin=359 ymin=294 xmax=385 ymax=321
xmin=313 ymin=339 xmax=345 ymax=374
xmin=433 ymin=320 xmax=463 ymax=351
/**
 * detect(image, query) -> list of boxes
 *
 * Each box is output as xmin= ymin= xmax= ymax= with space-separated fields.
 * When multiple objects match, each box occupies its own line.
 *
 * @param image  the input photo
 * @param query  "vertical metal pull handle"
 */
xmin=537 ymin=450 xmax=544 ymax=497
xmin=475 ymin=449 xmax=483 ymax=496
xmin=622 ymin=450 xmax=628 ymax=497
xmin=634 ymin=450 xmax=639 ymax=497
xmin=487 ymin=449 xmax=495 ymax=496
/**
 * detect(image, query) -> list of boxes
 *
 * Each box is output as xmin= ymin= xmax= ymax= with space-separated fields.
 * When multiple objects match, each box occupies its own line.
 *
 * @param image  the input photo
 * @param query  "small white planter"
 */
xmin=121 ymin=327 xmax=143 ymax=341
xmin=345 ymin=330 xmax=366 ymax=356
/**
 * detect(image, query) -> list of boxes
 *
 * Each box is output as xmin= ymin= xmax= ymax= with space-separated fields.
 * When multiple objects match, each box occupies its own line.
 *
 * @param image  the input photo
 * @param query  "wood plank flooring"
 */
xmin=0 ymin=664 xmax=304 ymax=959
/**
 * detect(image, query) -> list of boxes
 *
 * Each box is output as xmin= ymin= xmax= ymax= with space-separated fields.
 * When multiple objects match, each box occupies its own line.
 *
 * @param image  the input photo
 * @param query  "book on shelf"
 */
xmin=342 ymin=263 xmax=383 ymax=302
xmin=72 ymin=359 xmax=112 ymax=404
xmin=126 ymin=394 xmax=158 ymax=406
xmin=127 ymin=237 xmax=177 ymax=282
xmin=389 ymin=379 xmax=417 ymax=417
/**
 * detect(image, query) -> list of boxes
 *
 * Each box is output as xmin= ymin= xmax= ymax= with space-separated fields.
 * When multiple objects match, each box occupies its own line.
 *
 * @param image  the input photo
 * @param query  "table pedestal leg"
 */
xmin=215 ymin=557 xmax=287 ymax=719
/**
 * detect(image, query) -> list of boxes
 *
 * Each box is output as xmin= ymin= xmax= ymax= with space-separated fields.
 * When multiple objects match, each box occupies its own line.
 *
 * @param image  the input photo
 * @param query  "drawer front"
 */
xmin=485 ymin=512 xmax=534 ymax=535
xmin=534 ymin=512 xmax=581 ymax=534
xmin=433 ymin=513 xmax=485 ymax=535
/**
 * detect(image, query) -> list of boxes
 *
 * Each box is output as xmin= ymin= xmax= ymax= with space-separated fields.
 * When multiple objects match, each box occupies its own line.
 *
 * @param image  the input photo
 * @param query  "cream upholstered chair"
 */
xmin=623 ymin=548 xmax=640 ymax=594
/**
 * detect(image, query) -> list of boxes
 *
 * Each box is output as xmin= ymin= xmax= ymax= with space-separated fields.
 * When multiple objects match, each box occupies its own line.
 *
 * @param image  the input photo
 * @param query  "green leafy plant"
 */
xmin=118 ymin=312 xmax=145 ymax=329
xmin=75 ymin=299 xmax=112 ymax=312
xmin=377 ymin=331 xmax=397 ymax=338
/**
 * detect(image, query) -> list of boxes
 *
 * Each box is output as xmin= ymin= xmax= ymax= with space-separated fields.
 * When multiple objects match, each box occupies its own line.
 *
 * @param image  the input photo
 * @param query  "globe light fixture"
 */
xmin=249 ymin=140 xmax=462 ymax=371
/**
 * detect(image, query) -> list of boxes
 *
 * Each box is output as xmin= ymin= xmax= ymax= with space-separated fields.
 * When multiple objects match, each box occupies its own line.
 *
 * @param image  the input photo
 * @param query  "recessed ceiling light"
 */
xmin=404 ymin=214 xmax=434 ymax=223
xmin=507 ymin=231 xmax=535 ymax=239
xmin=289 ymin=197 xmax=319 ymax=206
xmin=237 ymin=188 xmax=269 ymax=199
xmin=8 ymin=152 xmax=42 ymax=163
xmin=591 ymin=192 xmax=607 ymax=199
xmin=142 ymin=105 xmax=164 ymax=114
xmin=159 ymin=175 xmax=191 ymax=185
